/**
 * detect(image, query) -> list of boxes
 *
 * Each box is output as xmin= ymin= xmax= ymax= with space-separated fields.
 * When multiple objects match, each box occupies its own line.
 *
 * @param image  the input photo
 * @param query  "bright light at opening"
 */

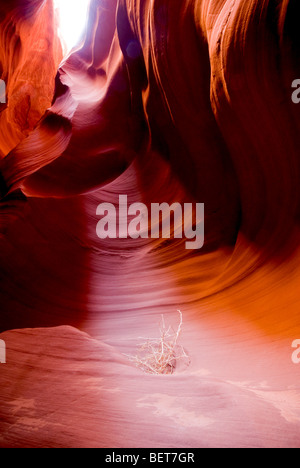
xmin=54 ymin=0 xmax=91 ymax=55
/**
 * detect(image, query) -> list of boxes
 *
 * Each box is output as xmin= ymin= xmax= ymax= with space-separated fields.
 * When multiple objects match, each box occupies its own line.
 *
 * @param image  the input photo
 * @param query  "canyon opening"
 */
xmin=54 ymin=0 xmax=91 ymax=55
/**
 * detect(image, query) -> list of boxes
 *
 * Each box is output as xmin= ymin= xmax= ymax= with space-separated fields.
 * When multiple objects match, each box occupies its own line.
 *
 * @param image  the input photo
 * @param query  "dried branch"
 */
xmin=124 ymin=310 xmax=190 ymax=375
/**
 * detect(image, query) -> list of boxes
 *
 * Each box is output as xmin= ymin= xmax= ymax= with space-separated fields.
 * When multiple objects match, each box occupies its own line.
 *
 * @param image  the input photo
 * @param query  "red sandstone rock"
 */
xmin=0 ymin=0 xmax=300 ymax=448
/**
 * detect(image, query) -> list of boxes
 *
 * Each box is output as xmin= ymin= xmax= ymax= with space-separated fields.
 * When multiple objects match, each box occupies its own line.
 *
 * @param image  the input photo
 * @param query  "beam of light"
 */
xmin=54 ymin=0 xmax=91 ymax=56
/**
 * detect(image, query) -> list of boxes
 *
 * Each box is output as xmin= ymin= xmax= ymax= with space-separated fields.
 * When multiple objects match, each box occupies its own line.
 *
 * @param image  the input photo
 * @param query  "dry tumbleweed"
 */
xmin=125 ymin=310 xmax=190 ymax=375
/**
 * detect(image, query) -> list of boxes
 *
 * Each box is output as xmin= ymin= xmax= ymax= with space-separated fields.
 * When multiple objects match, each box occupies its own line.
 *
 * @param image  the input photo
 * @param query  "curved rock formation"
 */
xmin=0 ymin=0 xmax=299 ymax=448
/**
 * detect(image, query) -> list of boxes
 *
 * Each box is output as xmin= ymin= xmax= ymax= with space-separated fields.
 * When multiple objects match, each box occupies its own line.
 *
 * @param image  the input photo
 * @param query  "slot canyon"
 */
xmin=0 ymin=0 xmax=300 ymax=448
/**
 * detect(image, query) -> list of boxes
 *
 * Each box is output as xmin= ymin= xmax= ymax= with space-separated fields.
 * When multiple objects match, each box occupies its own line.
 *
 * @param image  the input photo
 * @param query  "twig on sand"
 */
xmin=124 ymin=310 xmax=190 ymax=375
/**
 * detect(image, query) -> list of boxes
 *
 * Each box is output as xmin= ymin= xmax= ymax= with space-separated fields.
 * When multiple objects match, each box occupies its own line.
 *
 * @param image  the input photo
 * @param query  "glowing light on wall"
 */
xmin=54 ymin=0 xmax=91 ymax=55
